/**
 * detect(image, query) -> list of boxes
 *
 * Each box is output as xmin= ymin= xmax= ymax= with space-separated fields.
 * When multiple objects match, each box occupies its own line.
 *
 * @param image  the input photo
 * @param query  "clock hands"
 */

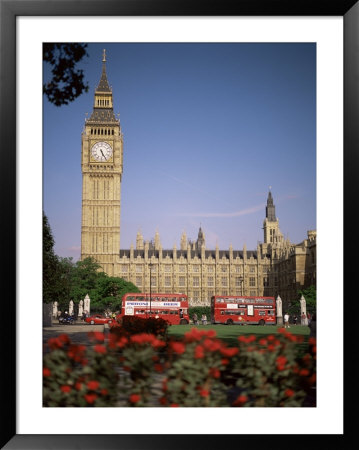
xmin=100 ymin=149 xmax=106 ymax=159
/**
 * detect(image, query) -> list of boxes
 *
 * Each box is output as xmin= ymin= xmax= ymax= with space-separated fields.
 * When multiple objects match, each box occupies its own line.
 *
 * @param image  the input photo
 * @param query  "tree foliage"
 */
xmin=56 ymin=256 xmax=139 ymax=314
xmin=43 ymin=213 xmax=63 ymax=304
xmin=289 ymin=285 xmax=316 ymax=315
xmin=43 ymin=43 xmax=89 ymax=106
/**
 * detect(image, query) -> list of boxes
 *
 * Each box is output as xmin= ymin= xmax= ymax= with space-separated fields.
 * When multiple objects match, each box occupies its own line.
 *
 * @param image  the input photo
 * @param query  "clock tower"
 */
xmin=81 ymin=50 xmax=123 ymax=276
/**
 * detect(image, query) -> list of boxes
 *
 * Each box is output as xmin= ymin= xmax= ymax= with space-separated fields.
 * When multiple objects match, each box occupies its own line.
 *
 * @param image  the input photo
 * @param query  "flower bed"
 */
xmin=43 ymin=324 xmax=316 ymax=407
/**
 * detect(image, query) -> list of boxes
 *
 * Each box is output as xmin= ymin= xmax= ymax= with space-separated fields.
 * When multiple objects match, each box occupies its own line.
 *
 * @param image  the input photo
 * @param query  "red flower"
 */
xmin=94 ymin=344 xmax=107 ymax=354
xmin=259 ymin=338 xmax=268 ymax=346
xmin=60 ymin=385 xmax=71 ymax=393
xmin=93 ymin=331 xmax=105 ymax=342
xmin=75 ymin=382 xmax=83 ymax=391
xmin=200 ymin=389 xmax=210 ymax=397
xmin=170 ymin=341 xmax=186 ymax=354
xmin=309 ymin=373 xmax=316 ymax=385
xmin=130 ymin=333 xmax=156 ymax=345
xmin=101 ymin=388 xmax=109 ymax=396
xmin=220 ymin=347 xmax=239 ymax=357
xmin=84 ymin=393 xmax=97 ymax=404
xmin=221 ymin=358 xmax=229 ymax=366
xmin=205 ymin=329 xmax=217 ymax=338
xmin=47 ymin=337 xmax=64 ymax=350
xmin=194 ymin=345 xmax=205 ymax=359
xmin=276 ymin=355 xmax=288 ymax=371
xmin=170 ymin=403 xmax=179 ymax=407
xmin=43 ymin=367 xmax=51 ymax=377
xmin=154 ymin=364 xmax=163 ymax=373
xmin=209 ymin=367 xmax=220 ymax=379
xmin=203 ymin=338 xmax=221 ymax=352
xmin=129 ymin=394 xmax=141 ymax=403
xmin=58 ymin=334 xmax=70 ymax=345
xmin=152 ymin=338 xmax=166 ymax=349
xmin=184 ymin=328 xmax=204 ymax=342
xmin=284 ymin=388 xmax=295 ymax=397
xmin=159 ymin=396 xmax=167 ymax=405
xmin=308 ymin=337 xmax=316 ymax=346
xmin=162 ymin=379 xmax=168 ymax=392
xmin=232 ymin=394 xmax=248 ymax=406
xmin=299 ymin=369 xmax=310 ymax=377
xmin=87 ymin=380 xmax=100 ymax=390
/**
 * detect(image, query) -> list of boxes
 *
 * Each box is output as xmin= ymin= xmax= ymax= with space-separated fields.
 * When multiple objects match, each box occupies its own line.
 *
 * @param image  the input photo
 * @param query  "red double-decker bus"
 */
xmin=211 ymin=295 xmax=276 ymax=326
xmin=118 ymin=293 xmax=190 ymax=325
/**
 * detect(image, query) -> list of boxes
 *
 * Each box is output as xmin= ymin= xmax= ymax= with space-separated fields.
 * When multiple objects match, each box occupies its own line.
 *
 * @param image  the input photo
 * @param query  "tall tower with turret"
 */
xmin=263 ymin=190 xmax=282 ymax=244
xmin=80 ymin=50 xmax=123 ymax=276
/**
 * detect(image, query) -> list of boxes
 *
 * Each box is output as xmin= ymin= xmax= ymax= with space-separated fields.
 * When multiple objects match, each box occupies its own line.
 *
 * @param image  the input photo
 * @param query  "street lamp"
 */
xmin=149 ymin=262 xmax=154 ymax=315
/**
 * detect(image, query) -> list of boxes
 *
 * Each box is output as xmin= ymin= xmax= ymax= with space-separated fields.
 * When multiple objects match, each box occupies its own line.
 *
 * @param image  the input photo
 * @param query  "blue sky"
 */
xmin=43 ymin=43 xmax=316 ymax=261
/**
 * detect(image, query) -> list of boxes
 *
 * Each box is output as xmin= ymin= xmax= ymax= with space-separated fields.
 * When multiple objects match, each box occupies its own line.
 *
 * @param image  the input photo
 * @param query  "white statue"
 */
xmin=52 ymin=301 xmax=58 ymax=318
xmin=69 ymin=300 xmax=74 ymax=316
xmin=300 ymin=295 xmax=307 ymax=325
xmin=84 ymin=294 xmax=91 ymax=315
xmin=78 ymin=299 xmax=83 ymax=318
xmin=276 ymin=295 xmax=283 ymax=324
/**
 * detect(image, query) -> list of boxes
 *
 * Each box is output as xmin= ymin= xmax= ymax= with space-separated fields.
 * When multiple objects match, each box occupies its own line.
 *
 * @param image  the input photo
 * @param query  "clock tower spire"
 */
xmin=81 ymin=50 xmax=123 ymax=276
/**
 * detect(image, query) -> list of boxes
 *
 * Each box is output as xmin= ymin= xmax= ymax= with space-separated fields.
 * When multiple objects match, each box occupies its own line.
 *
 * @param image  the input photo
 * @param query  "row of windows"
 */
xmin=90 ymin=128 xmax=115 ymax=135
xmin=133 ymin=276 xmax=257 ymax=287
xmin=122 ymin=265 xmax=266 ymax=273
xmin=96 ymin=99 xmax=110 ymax=107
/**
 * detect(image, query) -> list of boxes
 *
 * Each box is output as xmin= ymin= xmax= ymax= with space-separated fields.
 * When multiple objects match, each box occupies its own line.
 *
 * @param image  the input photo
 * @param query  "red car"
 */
xmin=84 ymin=315 xmax=113 ymax=325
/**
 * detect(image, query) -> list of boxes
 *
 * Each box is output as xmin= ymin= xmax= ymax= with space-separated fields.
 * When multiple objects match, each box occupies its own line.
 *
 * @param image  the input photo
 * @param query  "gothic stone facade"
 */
xmin=81 ymin=53 xmax=316 ymax=308
xmin=117 ymin=201 xmax=316 ymax=307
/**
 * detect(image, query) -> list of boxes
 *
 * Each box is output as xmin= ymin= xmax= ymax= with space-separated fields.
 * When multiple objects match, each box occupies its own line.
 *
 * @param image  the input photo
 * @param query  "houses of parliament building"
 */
xmin=81 ymin=51 xmax=316 ymax=307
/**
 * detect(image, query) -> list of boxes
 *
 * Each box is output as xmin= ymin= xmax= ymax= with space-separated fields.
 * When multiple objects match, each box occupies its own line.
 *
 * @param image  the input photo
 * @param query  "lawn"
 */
xmin=168 ymin=324 xmax=311 ymax=355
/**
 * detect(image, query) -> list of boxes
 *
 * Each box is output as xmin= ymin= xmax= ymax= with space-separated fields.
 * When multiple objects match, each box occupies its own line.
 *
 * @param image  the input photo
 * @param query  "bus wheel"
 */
xmin=259 ymin=319 xmax=265 ymax=326
xmin=226 ymin=319 xmax=233 ymax=325
xmin=180 ymin=319 xmax=189 ymax=325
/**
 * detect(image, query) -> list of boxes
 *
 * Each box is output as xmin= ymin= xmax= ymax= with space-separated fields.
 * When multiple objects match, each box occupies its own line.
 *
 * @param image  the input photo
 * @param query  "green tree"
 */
xmin=57 ymin=256 xmax=140 ymax=314
xmin=90 ymin=276 xmax=140 ymax=312
xmin=289 ymin=285 xmax=316 ymax=315
xmin=43 ymin=43 xmax=89 ymax=106
xmin=43 ymin=213 xmax=63 ymax=304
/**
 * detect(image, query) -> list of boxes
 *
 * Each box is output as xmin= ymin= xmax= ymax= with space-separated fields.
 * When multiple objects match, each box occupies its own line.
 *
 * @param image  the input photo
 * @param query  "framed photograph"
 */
xmin=2 ymin=0 xmax=356 ymax=448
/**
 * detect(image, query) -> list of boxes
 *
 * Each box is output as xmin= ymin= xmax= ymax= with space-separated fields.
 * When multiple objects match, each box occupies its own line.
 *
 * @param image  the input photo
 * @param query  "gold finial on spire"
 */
xmin=102 ymin=49 xmax=106 ymax=62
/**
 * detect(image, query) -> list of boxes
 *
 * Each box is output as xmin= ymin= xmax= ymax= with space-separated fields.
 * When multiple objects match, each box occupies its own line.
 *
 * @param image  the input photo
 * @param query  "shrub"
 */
xmin=110 ymin=315 xmax=169 ymax=338
xmin=43 ymin=328 xmax=316 ymax=407
xmin=43 ymin=333 xmax=119 ymax=407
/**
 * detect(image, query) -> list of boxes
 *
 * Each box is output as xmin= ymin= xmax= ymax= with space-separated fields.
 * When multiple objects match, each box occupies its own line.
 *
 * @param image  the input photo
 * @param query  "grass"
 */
xmin=168 ymin=323 xmax=311 ymax=355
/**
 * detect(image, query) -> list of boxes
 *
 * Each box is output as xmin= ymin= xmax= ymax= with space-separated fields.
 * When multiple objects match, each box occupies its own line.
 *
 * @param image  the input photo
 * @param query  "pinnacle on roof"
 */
xmin=96 ymin=49 xmax=112 ymax=93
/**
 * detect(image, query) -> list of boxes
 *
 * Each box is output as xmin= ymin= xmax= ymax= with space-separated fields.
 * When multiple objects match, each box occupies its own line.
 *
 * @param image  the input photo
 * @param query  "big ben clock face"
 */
xmin=91 ymin=141 xmax=113 ymax=162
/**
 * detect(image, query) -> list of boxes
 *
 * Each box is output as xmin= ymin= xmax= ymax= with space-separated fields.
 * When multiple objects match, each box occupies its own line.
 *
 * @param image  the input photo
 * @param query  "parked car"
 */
xmin=84 ymin=315 xmax=113 ymax=325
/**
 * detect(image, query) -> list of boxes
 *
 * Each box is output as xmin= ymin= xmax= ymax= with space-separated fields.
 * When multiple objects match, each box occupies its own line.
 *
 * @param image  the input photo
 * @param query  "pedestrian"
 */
xmin=201 ymin=314 xmax=207 ymax=325
xmin=307 ymin=312 xmax=311 ymax=325
xmin=193 ymin=312 xmax=198 ymax=325
xmin=308 ymin=313 xmax=316 ymax=337
xmin=284 ymin=312 xmax=290 ymax=328
xmin=179 ymin=309 xmax=184 ymax=319
xmin=293 ymin=315 xmax=298 ymax=326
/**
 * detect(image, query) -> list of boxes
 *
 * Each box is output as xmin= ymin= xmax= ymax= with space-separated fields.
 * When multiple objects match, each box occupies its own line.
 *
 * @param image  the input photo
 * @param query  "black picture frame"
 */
xmin=1 ymin=0 xmax=356 ymax=448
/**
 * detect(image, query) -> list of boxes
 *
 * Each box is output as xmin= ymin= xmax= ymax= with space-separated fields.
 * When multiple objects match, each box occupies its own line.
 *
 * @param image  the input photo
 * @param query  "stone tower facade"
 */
xmin=81 ymin=50 xmax=123 ymax=276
